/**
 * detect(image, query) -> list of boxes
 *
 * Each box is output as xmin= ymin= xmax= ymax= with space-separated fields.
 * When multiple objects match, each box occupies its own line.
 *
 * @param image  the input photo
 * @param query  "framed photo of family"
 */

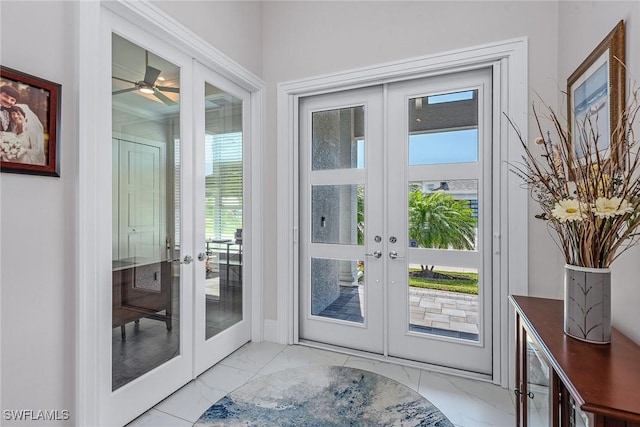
xmin=0 ymin=66 xmax=61 ymax=177
xmin=567 ymin=20 xmax=625 ymax=171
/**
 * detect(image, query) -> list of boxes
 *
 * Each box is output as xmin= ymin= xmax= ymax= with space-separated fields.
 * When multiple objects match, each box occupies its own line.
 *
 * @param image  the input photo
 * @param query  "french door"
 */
xmin=106 ymin=15 xmax=250 ymax=425
xmin=299 ymin=68 xmax=494 ymax=375
xmin=193 ymin=64 xmax=251 ymax=375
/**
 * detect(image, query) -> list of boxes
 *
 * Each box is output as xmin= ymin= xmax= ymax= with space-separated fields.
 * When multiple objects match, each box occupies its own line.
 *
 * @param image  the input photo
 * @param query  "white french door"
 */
xmin=386 ymin=69 xmax=493 ymax=374
xmin=105 ymin=12 xmax=251 ymax=426
xmin=193 ymin=63 xmax=251 ymax=375
xmin=299 ymin=68 xmax=494 ymax=375
xmin=299 ymin=87 xmax=384 ymax=353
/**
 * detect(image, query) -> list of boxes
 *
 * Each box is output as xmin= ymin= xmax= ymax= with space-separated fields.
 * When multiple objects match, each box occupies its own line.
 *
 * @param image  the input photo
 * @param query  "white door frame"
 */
xmin=277 ymin=38 xmax=529 ymax=387
xmin=76 ymin=1 xmax=264 ymax=425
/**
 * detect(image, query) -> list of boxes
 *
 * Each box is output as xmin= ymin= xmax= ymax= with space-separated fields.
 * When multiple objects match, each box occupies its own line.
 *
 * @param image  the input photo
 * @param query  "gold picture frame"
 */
xmin=567 ymin=20 xmax=625 ymax=172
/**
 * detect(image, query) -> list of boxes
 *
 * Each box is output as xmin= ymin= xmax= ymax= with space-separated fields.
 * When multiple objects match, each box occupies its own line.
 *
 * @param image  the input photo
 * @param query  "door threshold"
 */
xmin=297 ymin=339 xmax=494 ymax=384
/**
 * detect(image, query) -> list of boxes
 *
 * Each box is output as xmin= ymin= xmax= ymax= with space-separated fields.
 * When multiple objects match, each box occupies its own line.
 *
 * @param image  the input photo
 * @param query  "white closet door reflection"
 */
xmin=203 ymin=82 xmax=243 ymax=340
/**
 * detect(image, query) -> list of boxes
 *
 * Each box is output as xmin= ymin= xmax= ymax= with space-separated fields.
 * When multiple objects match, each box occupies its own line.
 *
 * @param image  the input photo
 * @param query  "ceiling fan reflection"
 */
xmin=112 ymin=52 xmax=179 ymax=106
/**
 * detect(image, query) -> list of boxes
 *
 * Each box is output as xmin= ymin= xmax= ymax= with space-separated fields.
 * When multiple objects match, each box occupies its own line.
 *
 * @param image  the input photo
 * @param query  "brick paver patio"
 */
xmin=318 ymin=285 xmax=479 ymax=340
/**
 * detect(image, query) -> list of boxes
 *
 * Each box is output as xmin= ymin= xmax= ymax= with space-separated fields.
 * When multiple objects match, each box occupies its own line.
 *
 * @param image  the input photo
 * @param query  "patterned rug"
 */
xmin=194 ymin=365 xmax=454 ymax=426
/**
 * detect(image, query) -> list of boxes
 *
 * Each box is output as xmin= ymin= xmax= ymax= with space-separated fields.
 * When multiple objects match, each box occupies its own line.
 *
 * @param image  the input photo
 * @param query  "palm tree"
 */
xmin=408 ymin=188 xmax=477 ymax=276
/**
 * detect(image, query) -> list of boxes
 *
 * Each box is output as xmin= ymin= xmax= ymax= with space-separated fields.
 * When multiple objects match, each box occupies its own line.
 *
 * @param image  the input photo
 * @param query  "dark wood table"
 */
xmin=510 ymin=295 xmax=640 ymax=427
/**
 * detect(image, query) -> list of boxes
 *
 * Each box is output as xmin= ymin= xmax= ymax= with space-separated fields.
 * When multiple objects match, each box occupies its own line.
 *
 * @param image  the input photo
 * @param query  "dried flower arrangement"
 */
xmin=508 ymin=87 xmax=640 ymax=268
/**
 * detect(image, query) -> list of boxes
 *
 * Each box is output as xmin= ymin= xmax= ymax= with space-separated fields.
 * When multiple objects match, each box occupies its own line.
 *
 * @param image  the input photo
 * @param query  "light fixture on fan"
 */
xmin=138 ymin=83 xmax=155 ymax=94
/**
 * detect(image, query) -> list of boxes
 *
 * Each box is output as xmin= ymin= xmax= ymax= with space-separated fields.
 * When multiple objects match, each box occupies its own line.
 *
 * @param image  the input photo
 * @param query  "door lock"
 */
xmin=197 ymin=252 xmax=207 ymax=262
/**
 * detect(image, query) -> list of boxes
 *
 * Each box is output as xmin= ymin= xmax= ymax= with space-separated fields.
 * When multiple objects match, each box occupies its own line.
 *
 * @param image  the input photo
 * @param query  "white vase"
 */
xmin=564 ymin=264 xmax=611 ymax=344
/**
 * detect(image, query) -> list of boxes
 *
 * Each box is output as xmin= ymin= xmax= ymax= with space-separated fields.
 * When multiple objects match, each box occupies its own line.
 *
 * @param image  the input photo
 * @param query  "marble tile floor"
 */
xmin=127 ymin=341 xmax=516 ymax=427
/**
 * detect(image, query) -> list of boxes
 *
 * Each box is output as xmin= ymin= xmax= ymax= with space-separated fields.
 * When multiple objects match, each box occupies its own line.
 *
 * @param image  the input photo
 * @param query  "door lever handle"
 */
xmin=167 ymin=255 xmax=194 ymax=265
xmin=365 ymin=250 xmax=382 ymax=259
xmin=388 ymin=251 xmax=405 ymax=259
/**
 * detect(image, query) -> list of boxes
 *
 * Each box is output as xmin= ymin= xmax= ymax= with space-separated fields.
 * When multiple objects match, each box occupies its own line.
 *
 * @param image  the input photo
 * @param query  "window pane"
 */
xmin=408 ymin=265 xmax=479 ymax=341
xmin=311 ymin=257 xmax=364 ymax=324
xmin=312 ymin=184 xmax=363 ymax=245
xmin=408 ymin=180 xmax=478 ymax=250
xmin=409 ymin=90 xmax=478 ymax=165
xmin=203 ymin=82 xmax=243 ymax=340
xmin=111 ymin=33 xmax=181 ymax=390
xmin=312 ymin=106 xmax=364 ymax=170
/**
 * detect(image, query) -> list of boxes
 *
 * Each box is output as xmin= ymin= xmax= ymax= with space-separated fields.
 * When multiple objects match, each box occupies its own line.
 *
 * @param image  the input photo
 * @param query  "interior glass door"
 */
xmin=112 ymin=33 xmax=183 ymax=389
xmin=298 ymin=86 xmax=384 ymax=353
xmin=194 ymin=65 xmax=251 ymax=375
xmin=109 ymin=30 xmax=193 ymax=426
xmin=386 ymin=69 xmax=493 ymax=374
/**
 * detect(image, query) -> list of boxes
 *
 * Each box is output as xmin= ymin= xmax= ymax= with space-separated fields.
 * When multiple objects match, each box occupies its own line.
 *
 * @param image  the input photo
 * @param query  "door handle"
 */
xmin=389 ymin=251 xmax=405 ymax=259
xmin=365 ymin=250 xmax=382 ymax=259
xmin=168 ymin=255 xmax=194 ymax=265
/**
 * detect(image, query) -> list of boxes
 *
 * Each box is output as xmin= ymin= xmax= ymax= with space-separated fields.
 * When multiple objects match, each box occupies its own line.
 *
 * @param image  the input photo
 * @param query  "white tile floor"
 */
xmin=127 ymin=341 xmax=516 ymax=427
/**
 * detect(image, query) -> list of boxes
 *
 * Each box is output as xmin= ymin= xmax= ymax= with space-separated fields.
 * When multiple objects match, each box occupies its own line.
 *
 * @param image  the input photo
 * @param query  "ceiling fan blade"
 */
xmin=112 ymin=87 xmax=138 ymax=95
xmin=156 ymin=85 xmax=180 ymax=94
xmin=153 ymin=88 xmax=177 ymax=106
xmin=143 ymin=66 xmax=161 ymax=85
xmin=112 ymin=76 xmax=137 ymax=85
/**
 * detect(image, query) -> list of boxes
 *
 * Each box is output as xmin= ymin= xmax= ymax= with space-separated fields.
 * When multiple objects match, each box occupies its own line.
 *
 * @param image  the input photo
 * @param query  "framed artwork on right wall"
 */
xmin=567 ymin=20 xmax=625 ymax=170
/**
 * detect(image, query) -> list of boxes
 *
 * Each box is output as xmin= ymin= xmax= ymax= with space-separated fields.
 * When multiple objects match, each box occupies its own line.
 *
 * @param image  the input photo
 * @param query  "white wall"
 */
xmin=152 ymin=1 xmax=263 ymax=78
xmin=557 ymin=1 xmax=640 ymax=343
xmin=262 ymin=1 xmax=561 ymax=320
xmin=1 ymin=1 xmax=78 ymax=424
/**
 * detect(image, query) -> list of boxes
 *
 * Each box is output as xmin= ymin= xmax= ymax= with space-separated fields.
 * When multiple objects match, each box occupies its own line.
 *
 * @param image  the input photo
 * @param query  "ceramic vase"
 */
xmin=564 ymin=264 xmax=611 ymax=344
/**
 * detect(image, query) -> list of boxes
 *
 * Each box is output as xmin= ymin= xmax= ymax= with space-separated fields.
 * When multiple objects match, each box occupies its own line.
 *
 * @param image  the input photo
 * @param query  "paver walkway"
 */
xmin=319 ymin=285 xmax=479 ymax=340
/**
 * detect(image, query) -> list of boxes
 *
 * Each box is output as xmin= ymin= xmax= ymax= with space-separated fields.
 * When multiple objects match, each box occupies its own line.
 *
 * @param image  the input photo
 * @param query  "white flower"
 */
xmin=552 ymin=199 xmax=587 ymax=222
xmin=0 ymin=132 xmax=25 ymax=160
xmin=593 ymin=197 xmax=634 ymax=218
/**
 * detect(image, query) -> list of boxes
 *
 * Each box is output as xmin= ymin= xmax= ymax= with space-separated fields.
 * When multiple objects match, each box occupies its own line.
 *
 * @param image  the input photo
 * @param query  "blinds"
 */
xmin=205 ymin=131 xmax=243 ymax=241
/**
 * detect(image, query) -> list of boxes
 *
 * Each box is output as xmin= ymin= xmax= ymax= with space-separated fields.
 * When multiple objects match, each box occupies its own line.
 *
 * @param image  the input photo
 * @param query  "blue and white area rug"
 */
xmin=195 ymin=365 xmax=454 ymax=426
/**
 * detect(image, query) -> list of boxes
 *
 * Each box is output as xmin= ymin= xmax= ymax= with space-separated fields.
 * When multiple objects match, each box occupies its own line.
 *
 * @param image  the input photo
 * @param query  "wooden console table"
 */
xmin=112 ymin=258 xmax=172 ymax=340
xmin=510 ymin=295 xmax=640 ymax=427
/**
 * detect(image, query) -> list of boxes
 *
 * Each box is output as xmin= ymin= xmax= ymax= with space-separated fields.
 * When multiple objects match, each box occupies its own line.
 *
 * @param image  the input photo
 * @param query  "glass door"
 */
xmin=194 ymin=65 xmax=251 ymax=375
xmin=386 ymin=68 xmax=493 ymax=374
xmin=298 ymin=68 xmax=494 ymax=375
xmin=298 ymin=86 xmax=384 ymax=353
xmin=109 ymin=30 xmax=194 ymax=426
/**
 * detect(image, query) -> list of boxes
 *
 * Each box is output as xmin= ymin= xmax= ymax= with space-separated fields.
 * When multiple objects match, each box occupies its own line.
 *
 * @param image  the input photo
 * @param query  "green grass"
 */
xmin=409 ymin=269 xmax=478 ymax=295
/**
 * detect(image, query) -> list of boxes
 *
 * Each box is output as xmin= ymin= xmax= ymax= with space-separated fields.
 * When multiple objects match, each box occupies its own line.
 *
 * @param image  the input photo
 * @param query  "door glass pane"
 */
xmin=409 ymin=90 xmax=478 ymax=165
xmin=311 ymin=257 xmax=364 ymax=324
xmin=408 ymin=180 xmax=478 ymax=250
xmin=312 ymin=106 xmax=364 ymax=170
xmin=312 ymin=184 xmax=363 ymax=245
xmin=204 ymin=82 xmax=243 ymax=340
xmin=526 ymin=334 xmax=550 ymax=425
xmin=408 ymin=265 xmax=479 ymax=340
xmin=111 ymin=34 xmax=181 ymax=390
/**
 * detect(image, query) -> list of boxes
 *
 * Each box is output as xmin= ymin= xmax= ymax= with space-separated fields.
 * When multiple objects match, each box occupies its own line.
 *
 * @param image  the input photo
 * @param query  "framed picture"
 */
xmin=0 ymin=66 xmax=61 ymax=176
xmin=567 ymin=20 xmax=625 ymax=170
